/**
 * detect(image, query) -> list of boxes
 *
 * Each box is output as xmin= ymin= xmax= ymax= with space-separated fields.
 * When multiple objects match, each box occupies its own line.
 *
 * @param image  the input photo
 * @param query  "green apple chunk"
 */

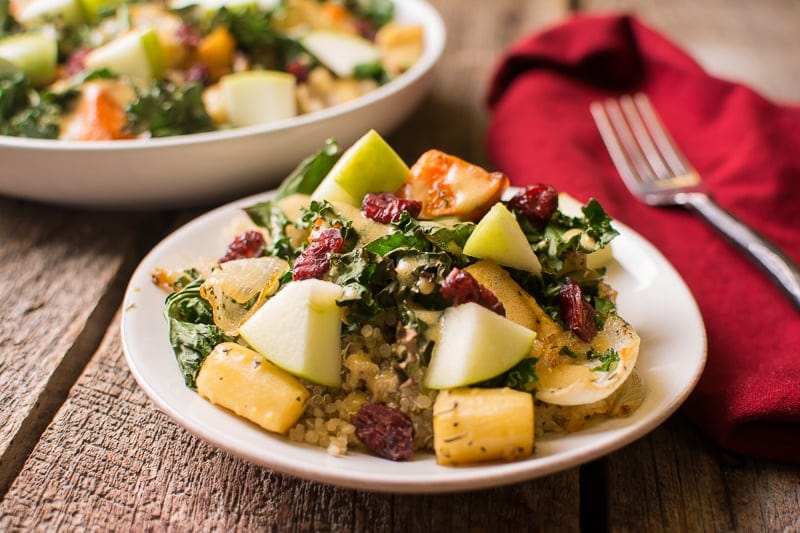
xmin=0 ymin=31 xmax=57 ymax=87
xmin=423 ymin=302 xmax=536 ymax=389
xmin=463 ymin=203 xmax=542 ymax=274
xmin=302 ymin=30 xmax=381 ymax=78
xmin=219 ymin=71 xmax=297 ymax=127
xmin=238 ymin=278 xmax=344 ymax=387
xmin=16 ymin=0 xmax=85 ymax=27
xmin=311 ymin=129 xmax=409 ymax=206
xmin=79 ymin=0 xmax=122 ymax=23
xmin=84 ymin=28 xmax=166 ymax=81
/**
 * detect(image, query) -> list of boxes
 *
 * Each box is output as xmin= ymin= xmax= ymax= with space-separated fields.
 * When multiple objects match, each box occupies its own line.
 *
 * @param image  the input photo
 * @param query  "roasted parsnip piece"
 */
xmin=433 ymin=388 xmax=533 ymax=466
xmin=196 ymin=342 xmax=309 ymax=434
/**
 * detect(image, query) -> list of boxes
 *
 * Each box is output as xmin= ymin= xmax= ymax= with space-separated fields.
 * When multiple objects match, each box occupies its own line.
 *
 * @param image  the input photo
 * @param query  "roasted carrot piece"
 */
xmin=398 ymin=149 xmax=510 ymax=220
xmin=65 ymin=83 xmax=133 ymax=141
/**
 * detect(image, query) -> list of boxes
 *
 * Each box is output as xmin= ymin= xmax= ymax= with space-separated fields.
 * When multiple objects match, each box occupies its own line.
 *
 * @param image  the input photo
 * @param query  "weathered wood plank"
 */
xmin=580 ymin=0 xmax=800 ymax=102
xmin=576 ymin=2 xmax=800 ymax=531
xmin=0 ymin=198 xmax=162 ymax=494
xmin=0 ymin=311 xmax=581 ymax=530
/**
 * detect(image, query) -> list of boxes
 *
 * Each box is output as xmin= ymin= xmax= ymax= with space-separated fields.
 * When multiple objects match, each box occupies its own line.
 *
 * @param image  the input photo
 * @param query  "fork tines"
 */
xmin=590 ymin=93 xmax=701 ymax=197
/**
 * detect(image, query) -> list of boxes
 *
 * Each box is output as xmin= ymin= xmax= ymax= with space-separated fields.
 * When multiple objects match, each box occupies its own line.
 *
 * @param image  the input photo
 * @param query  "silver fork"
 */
xmin=591 ymin=93 xmax=800 ymax=311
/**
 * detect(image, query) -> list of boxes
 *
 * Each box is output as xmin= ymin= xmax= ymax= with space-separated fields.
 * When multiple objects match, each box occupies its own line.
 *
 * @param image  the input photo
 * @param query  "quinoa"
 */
xmin=287 ymin=311 xmax=438 ymax=456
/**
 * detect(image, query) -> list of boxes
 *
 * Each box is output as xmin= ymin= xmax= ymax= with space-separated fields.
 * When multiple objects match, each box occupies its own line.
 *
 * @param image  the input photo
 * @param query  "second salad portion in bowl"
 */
xmin=152 ymin=130 xmax=645 ymax=466
xmin=0 ymin=0 xmax=423 ymax=140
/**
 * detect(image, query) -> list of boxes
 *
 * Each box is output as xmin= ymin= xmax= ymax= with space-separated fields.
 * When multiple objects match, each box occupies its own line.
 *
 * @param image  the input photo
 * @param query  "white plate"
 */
xmin=121 ymin=191 xmax=707 ymax=493
xmin=0 ymin=0 xmax=445 ymax=209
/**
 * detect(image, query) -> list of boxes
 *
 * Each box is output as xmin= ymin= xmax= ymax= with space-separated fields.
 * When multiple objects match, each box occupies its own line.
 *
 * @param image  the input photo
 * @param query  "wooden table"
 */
xmin=2 ymin=0 xmax=799 ymax=530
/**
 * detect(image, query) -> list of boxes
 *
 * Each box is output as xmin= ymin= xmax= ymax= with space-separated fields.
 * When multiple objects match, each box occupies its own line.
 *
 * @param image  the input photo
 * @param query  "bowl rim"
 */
xmin=0 ymin=0 xmax=446 ymax=152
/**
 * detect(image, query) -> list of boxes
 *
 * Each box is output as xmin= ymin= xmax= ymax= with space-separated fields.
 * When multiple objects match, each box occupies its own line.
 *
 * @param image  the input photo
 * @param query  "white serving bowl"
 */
xmin=0 ymin=0 xmax=445 ymax=209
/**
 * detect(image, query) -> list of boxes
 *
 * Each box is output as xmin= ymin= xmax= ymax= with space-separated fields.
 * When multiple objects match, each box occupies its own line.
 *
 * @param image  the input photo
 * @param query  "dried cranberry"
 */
xmin=506 ymin=184 xmax=559 ymax=227
xmin=219 ymin=230 xmax=265 ymax=263
xmin=361 ymin=192 xmax=422 ymax=224
xmin=351 ymin=403 xmax=415 ymax=461
xmin=292 ymin=227 xmax=343 ymax=281
xmin=353 ymin=19 xmax=377 ymax=41
xmin=185 ymin=63 xmax=210 ymax=84
xmin=559 ymin=278 xmax=596 ymax=342
xmin=440 ymin=268 xmax=505 ymax=316
xmin=286 ymin=60 xmax=310 ymax=83
xmin=176 ymin=22 xmax=202 ymax=48
xmin=66 ymin=47 xmax=90 ymax=75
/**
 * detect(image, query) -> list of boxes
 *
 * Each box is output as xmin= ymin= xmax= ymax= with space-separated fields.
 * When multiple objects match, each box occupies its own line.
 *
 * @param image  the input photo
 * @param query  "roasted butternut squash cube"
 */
xmin=196 ymin=342 xmax=309 ymax=434
xmin=432 ymin=387 xmax=534 ymax=466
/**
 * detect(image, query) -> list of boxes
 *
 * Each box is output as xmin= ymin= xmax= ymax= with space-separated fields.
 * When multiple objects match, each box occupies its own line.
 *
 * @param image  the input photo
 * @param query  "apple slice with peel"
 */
xmin=16 ymin=0 xmax=85 ymax=27
xmin=311 ymin=129 xmax=409 ymax=206
xmin=238 ymin=278 xmax=343 ymax=387
xmin=463 ymin=203 xmax=542 ymax=274
xmin=302 ymin=30 xmax=381 ymax=78
xmin=423 ymin=302 xmax=536 ymax=389
xmin=84 ymin=28 xmax=166 ymax=82
xmin=219 ymin=71 xmax=296 ymax=127
xmin=0 ymin=30 xmax=57 ymax=86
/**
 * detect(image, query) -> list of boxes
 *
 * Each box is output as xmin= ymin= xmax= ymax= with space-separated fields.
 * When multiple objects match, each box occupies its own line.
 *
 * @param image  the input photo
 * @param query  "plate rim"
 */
xmin=121 ymin=189 xmax=708 ymax=493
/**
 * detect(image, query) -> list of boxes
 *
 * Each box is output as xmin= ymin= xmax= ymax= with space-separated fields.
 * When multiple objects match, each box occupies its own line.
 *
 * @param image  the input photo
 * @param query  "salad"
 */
xmin=0 ymin=0 xmax=422 ymax=139
xmin=153 ymin=130 xmax=645 ymax=465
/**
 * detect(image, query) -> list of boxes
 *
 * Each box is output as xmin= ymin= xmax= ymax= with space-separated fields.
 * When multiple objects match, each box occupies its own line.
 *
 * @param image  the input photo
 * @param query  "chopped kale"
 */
xmin=0 ymin=71 xmax=30 ymax=121
xmin=165 ymin=278 xmax=233 ymax=388
xmin=477 ymin=358 xmax=538 ymax=392
xmin=1 ymin=83 xmax=77 ymax=139
xmin=273 ymin=138 xmax=340 ymax=200
xmin=589 ymin=348 xmax=620 ymax=372
xmin=353 ymin=61 xmax=389 ymax=84
xmin=125 ymin=81 xmax=214 ymax=137
xmin=344 ymin=0 xmax=394 ymax=28
xmin=0 ymin=0 xmax=20 ymax=37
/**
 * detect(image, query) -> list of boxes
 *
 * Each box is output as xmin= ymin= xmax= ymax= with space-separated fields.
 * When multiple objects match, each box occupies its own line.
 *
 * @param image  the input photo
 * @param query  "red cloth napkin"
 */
xmin=486 ymin=14 xmax=800 ymax=464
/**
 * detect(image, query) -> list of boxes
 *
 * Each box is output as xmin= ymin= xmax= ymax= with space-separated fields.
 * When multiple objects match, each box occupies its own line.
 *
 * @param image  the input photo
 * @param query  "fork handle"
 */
xmin=681 ymin=192 xmax=800 ymax=311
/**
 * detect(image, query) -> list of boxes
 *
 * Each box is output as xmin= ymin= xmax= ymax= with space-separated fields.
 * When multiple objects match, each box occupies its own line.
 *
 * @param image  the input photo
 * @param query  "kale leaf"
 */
xmin=589 ymin=348 xmax=620 ymax=373
xmin=328 ymin=248 xmax=397 ymax=331
xmin=344 ymin=0 xmax=394 ymax=28
xmin=0 ymin=0 xmax=20 ymax=37
xmin=0 ymin=71 xmax=30 ymax=121
xmin=210 ymin=6 xmax=304 ymax=68
xmin=353 ymin=61 xmax=389 ymax=84
xmin=477 ymin=358 xmax=538 ymax=392
xmin=165 ymin=278 xmax=232 ymax=388
xmin=273 ymin=138 xmax=340 ymax=200
xmin=0 ymin=82 xmax=77 ymax=139
xmin=126 ymin=81 xmax=214 ymax=137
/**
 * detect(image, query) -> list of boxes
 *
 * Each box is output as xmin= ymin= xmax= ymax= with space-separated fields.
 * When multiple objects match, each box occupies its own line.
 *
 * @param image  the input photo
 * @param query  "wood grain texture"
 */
xmin=0 ymin=311 xmax=581 ymax=531
xmin=580 ymin=0 xmax=800 ymax=102
xmin=603 ymin=416 xmax=800 ymax=532
xmin=0 ymin=198 xmax=155 ymax=493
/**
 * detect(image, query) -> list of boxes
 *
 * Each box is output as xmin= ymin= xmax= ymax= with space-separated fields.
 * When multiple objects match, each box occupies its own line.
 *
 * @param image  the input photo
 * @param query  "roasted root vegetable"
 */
xmin=398 ymin=150 xmax=509 ymax=221
xmin=464 ymin=259 xmax=561 ymax=338
xmin=194 ymin=27 xmax=236 ymax=82
xmin=432 ymin=388 xmax=533 ymax=466
xmin=196 ymin=342 xmax=309 ymax=434
xmin=59 ymin=81 xmax=134 ymax=141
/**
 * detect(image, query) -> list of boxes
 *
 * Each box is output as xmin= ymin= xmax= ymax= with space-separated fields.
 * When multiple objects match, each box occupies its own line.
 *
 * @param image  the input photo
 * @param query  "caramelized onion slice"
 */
xmin=201 ymin=256 xmax=288 ymax=334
